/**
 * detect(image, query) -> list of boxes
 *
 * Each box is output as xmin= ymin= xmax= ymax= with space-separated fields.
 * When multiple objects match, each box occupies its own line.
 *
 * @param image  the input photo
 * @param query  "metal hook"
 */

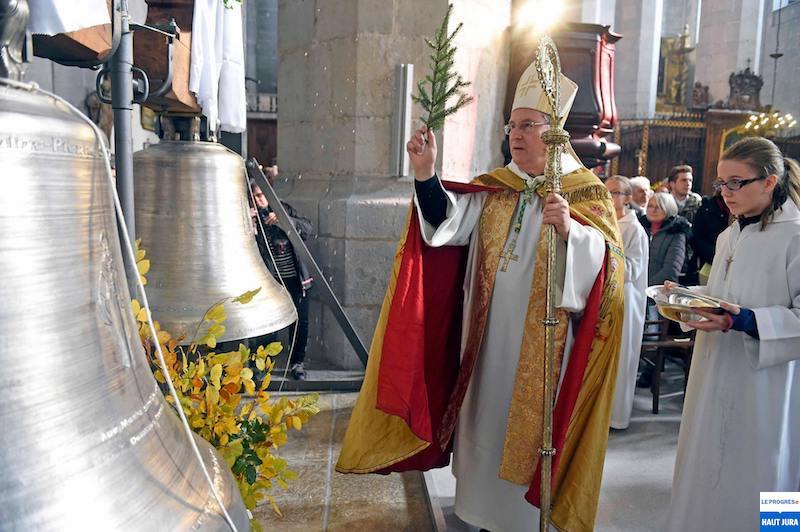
xmin=96 ymin=67 xmax=113 ymax=104
xmin=132 ymin=66 xmax=149 ymax=104
xmin=129 ymin=19 xmax=178 ymax=101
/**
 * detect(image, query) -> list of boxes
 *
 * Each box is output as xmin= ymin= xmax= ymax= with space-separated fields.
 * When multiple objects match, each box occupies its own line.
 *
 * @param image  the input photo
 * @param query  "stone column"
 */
xmin=562 ymin=0 xmax=618 ymax=27
xmin=277 ymin=0 xmax=511 ymax=369
xmin=613 ymin=0 xmax=663 ymax=118
xmin=760 ymin=1 xmax=800 ymax=113
xmin=661 ymin=0 xmax=701 ymax=37
xmin=694 ymin=0 xmax=766 ymax=103
xmin=246 ymin=0 xmax=278 ymax=94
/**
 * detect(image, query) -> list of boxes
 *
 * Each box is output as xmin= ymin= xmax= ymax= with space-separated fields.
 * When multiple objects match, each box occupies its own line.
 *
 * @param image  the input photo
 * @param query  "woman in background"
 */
xmin=640 ymin=192 xmax=690 ymax=287
xmin=636 ymin=192 xmax=690 ymax=388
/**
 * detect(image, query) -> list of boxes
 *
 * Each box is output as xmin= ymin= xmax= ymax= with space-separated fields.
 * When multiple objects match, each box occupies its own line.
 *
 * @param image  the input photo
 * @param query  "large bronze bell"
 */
xmin=133 ymin=140 xmax=297 ymax=344
xmin=0 ymin=81 xmax=249 ymax=528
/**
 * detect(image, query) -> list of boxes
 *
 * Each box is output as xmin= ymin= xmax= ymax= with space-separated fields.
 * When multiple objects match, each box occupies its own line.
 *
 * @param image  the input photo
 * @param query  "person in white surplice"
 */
xmin=667 ymin=137 xmax=800 ymax=532
xmin=605 ymin=176 xmax=648 ymax=430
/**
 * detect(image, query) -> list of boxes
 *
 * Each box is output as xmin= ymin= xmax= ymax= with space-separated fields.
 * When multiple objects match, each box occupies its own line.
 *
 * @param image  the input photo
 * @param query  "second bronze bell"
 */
xmin=134 ymin=139 xmax=298 ymax=345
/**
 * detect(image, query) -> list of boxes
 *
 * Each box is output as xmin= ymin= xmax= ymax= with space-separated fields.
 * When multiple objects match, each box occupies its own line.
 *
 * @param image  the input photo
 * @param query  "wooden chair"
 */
xmin=640 ymin=318 xmax=695 ymax=414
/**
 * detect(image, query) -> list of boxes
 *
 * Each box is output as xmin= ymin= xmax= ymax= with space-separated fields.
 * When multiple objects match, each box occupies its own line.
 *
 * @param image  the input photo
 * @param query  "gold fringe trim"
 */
xmin=560 ymin=184 xmax=612 ymax=205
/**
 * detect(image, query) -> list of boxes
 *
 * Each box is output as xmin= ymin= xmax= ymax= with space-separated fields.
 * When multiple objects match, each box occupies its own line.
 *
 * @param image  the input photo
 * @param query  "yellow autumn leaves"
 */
xmin=135 ymin=239 xmax=150 ymax=285
xmin=131 ymin=242 xmax=320 ymax=524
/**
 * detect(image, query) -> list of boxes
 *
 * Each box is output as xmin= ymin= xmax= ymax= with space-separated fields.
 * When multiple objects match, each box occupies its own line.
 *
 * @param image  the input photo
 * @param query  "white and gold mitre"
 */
xmin=511 ymin=61 xmax=579 ymax=128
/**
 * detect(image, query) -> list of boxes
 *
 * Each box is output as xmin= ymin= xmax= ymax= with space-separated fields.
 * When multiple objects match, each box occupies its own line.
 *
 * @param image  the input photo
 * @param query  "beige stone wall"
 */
xmin=613 ymin=0 xmax=663 ymax=118
xmin=277 ymin=0 xmax=511 ymax=368
xmin=661 ymin=0 xmax=700 ymax=38
xmin=278 ymin=0 xmax=451 ymax=180
xmin=441 ymin=0 xmax=511 ymax=182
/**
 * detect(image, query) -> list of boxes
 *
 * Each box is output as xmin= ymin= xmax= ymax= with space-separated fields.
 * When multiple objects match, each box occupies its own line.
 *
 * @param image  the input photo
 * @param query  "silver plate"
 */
xmin=645 ymin=285 xmax=727 ymax=323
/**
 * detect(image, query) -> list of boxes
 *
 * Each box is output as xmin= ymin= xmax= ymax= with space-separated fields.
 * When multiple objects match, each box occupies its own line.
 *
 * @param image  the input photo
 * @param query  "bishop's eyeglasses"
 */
xmin=504 ymin=120 xmax=550 ymax=136
xmin=711 ymin=176 xmax=765 ymax=192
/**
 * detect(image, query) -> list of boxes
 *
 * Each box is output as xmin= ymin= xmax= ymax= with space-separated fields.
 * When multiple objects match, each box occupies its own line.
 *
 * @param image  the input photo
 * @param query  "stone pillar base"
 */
xmin=276 ymin=176 xmax=414 ymax=370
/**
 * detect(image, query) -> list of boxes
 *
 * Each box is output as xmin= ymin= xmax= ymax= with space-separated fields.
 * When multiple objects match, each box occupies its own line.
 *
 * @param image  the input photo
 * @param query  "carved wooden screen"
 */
xmin=612 ymin=116 xmax=706 ymax=190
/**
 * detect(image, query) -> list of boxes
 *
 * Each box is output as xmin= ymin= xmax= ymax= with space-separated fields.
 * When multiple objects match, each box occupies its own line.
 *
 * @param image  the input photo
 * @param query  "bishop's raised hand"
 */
xmin=406 ymin=126 xmax=437 ymax=181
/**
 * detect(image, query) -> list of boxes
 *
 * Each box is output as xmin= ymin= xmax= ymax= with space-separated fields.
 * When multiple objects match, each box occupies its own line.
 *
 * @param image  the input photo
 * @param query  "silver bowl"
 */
xmin=645 ymin=285 xmax=726 ymax=323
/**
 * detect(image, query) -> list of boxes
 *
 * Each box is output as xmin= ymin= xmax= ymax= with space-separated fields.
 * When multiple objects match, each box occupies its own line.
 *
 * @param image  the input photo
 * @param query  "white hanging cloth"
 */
xmin=28 ymin=0 xmax=111 ymax=35
xmin=189 ymin=0 xmax=247 ymax=134
xmin=217 ymin=3 xmax=246 ymax=132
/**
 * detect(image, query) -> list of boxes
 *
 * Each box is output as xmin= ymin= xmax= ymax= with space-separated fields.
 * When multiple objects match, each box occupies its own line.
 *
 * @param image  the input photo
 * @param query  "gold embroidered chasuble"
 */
xmin=467 ymin=167 xmax=624 ymax=489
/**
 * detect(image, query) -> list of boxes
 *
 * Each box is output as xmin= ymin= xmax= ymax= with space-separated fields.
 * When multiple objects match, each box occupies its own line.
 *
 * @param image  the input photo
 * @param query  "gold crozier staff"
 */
xmin=535 ymin=34 xmax=571 ymax=532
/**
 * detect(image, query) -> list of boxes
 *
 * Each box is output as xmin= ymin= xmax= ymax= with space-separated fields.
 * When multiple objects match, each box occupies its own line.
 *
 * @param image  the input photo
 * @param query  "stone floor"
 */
xmin=429 ymin=365 xmax=687 ymax=532
xmin=253 ymin=362 xmax=687 ymax=531
xmin=253 ymin=393 xmax=434 ymax=532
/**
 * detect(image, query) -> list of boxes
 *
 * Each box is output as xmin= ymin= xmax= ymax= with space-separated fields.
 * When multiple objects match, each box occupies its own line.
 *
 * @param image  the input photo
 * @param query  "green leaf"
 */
xmin=223 ymin=439 xmax=245 ymax=468
xmin=238 ymin=343 xmax=250 ymax=359
xmin=245 ymin=464 xmax=257 ymax=484
xmin=232 ymin=456 xmax=247 ymax=476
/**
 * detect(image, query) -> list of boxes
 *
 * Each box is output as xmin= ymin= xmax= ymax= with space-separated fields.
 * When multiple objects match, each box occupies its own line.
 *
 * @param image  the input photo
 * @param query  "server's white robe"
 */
xmin=610 ymin=209 xmax=649 ymax=429
xmin=667 ymin=200 xmax=800 ymax=532
xmin=413 ymin=160 xmax=606 ymax=532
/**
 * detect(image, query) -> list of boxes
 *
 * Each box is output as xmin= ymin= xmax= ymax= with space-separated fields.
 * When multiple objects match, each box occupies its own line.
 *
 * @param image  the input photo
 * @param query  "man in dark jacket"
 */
xmin=689 ymin=192 xmax=731 ymax=284
xmin=250 ymin=170 xmax=313 ymax=380
xmin=667 ymin=165 xmax=701 ymax=283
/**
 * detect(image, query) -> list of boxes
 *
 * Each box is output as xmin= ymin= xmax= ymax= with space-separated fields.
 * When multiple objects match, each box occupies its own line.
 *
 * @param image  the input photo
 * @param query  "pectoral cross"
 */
xmin=499 ymin=247 xmax=519 ymax=272
xmin=724 ymin=255 xmax=734 ymax=280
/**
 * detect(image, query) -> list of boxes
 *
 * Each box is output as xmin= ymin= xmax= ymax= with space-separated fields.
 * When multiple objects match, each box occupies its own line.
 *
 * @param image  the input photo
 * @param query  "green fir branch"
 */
xmin=411 ymin=4 xmax=475 ymax=132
